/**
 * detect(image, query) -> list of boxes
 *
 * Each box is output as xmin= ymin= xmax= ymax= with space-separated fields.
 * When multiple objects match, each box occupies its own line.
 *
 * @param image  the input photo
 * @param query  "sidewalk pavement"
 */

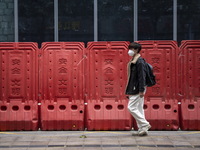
xmin=0 ymin=130 xmax=200 ymax=150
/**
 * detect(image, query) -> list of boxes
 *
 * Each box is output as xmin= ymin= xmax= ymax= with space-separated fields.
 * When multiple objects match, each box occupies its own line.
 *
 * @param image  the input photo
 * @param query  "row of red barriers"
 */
xmin=0 ymin=41 xmax=200 ymax=131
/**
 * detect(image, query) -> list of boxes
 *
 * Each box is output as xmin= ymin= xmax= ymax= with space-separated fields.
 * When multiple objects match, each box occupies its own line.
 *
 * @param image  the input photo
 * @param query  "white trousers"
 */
xmin=128 ymin=94 xmax=149 ymax=129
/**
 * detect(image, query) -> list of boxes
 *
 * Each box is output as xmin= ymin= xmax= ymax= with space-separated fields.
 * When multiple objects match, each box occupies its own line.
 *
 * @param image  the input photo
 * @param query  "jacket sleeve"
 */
xmin=137 ymin=60 xmax=146 ymax=93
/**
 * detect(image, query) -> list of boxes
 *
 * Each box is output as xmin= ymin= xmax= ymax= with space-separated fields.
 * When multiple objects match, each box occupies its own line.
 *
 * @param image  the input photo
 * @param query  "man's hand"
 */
xmin=139 ymin=92 xmax=145 ymax=98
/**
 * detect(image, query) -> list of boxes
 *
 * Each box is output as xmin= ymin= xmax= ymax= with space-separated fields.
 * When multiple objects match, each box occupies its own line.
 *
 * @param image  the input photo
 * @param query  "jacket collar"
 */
xmin=131 ymin=54 xmax=141 ymax=64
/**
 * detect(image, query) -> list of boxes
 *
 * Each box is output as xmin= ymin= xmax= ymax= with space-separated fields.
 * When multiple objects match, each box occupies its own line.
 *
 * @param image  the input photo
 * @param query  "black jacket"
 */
xmin=125 ymin=54 xmax=146 ymax=95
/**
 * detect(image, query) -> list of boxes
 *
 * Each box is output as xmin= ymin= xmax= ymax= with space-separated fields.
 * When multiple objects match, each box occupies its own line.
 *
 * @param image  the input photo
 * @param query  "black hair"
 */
xmin=128 ymin=42 xmax=142 ymax=53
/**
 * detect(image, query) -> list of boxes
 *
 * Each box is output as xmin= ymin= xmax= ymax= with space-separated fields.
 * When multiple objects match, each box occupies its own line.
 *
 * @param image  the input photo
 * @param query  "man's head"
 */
xmin=128 ymin=42 xmax=142 ymax=53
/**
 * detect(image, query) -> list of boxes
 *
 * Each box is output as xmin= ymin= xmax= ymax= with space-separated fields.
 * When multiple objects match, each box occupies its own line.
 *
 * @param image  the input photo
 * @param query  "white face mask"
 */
xmin=128 ymin=50 xmax=135 ymax=56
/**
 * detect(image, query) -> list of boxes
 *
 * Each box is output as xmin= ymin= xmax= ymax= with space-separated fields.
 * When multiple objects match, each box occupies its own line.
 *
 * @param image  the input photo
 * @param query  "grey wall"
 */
xmin=0 ymin=0 xmax=14 ymax=42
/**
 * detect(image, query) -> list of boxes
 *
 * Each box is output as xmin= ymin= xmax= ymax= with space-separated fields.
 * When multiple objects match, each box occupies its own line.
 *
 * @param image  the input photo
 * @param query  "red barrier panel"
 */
xmin=144 ymin=99 xmax=179 ymax=130
xmin=85 ymin=41 xmax=132 ymax=130
xmin=86 ymin=99 xmax=132 ymax=130
xmin=40 ymin=42 xmax=85 ymax=130
xmin=0 ymin=101 xmax=38 ymax=131
xmin=41 ymin=99 xmax=84 ymax=130
xmin=0 ymin=42 xmax=38 ymax=131
xmin=137 ymin=41 xmax=179 ymax=130
xmin=179 ymin=40 xmax=200 ymax=130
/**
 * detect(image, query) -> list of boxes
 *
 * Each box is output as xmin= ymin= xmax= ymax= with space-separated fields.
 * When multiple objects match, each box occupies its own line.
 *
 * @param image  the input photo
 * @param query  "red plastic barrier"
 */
xmin=40 ymin=42 xmax=85 ymax=130
xmin=85 ymin=41 xmax=132 ymax=130
xmin=0 ymin=101 xmax=38 ymax=131
xmin=179 ymin=40 xmax=200 ymax=130
xmin=137 ymin=41 xmax=179 ymax=130
xmin=0 ymin=42 xmax=38 ymax=131
xmin=86 ymin=99 xmax=132 ymax=130
xmin=41 ymin=99 xmax=84 ymax=130
xmin=144 ymin=99 xmax=179 ymax=130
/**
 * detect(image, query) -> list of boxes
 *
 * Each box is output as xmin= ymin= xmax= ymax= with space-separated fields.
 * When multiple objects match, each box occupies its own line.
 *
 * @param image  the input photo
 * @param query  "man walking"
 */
xmin=125 ymin=42 xmax=151 ymax=136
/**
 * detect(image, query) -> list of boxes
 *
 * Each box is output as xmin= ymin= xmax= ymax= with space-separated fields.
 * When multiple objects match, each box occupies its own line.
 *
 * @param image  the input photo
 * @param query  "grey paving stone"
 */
xmin=119 ymin=139 xmax=137 ymax=145
xmin=0 ymin=136 xmax=17 ymax=141
xmin=30 ymin=141 xmax=49 ymax=146
xmin=135 ymin=137 xmax=156 ymax=145
xmin=121 ymin=147 xmax=139 ymax=150
xmin=154 ymin=141 xmax=173 ymax=145
xmin=83 ymin=147 xmax=102 ymax=150
xmin=12 ymin=141 xmax=31 ymax=146
xmin=154 ymin=148 xmax=177 ymax=150
xmin=0 ymin=141 xmax=12 ymax=146
xmin=175 ymin=148 xmax=195 ymax=150
xmin=15 ymin=136 xmax=34 ymax=141
xmin=125 ymin=147 xmax=136 ymax=150
xmin=28 ymin=148 xmax=47 ymax=150
xmin=102 ymin=147 xmax=121 ymax=150
xmin=31 ymin=137 xmax=51 ymax=142
xmin=65 ymin=148 xmax=83 ymax=150
xmin=48 ymin=137 xmax=68 ymax=142
xmin=101 ymin=141 xmax=120 ymax=145
xmin=66 ymin=141 xmax=84 ymax=145
xmin=48 ymin=141 xmax=66 ymax=145
xmin=67 ymin=137 xmax=84 ymax=141
xmin=1 ymin=147 xmax=28 ymax=150
xmin=46 ymin=148 xmax=65 ymax=150
xmin=101 ymin=137 xmax=119 ymax=145
xmin=138 ymin=147 xmax=157 ymax=150
xmin=171 ymin=140 xmax=192 ymax=146
xmin=84 ymin=140 xmax=102 ymax=145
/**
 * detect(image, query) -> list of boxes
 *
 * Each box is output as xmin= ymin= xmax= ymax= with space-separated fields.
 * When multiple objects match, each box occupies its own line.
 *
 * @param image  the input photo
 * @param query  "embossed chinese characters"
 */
xmin=151 ymin=56 xmax=161 ymax=95
xmin=57 ymin=58 xmax=68 ymax=96
xmin=10 ymin=58 xmax=22 ymax=97
xmin=104 ymin=58 xmax=114 ymax=96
